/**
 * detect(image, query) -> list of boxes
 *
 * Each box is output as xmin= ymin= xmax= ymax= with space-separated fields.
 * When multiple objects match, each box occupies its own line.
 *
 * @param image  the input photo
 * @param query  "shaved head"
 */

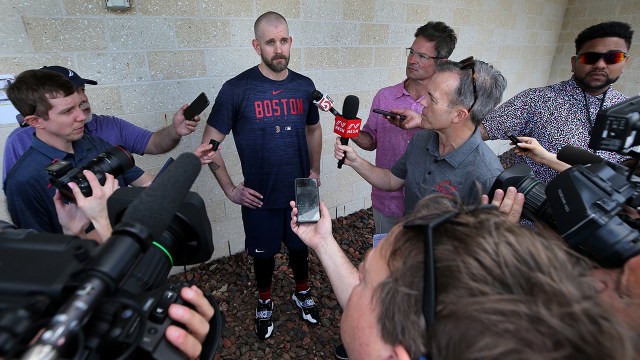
xmin=254 ymin=11 xmax=288 ymax=39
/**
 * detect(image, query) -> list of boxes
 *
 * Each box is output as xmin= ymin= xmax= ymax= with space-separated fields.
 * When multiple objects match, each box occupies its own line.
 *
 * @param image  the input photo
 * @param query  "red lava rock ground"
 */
xmin=170 ymin=208 xmax=375 ymax=359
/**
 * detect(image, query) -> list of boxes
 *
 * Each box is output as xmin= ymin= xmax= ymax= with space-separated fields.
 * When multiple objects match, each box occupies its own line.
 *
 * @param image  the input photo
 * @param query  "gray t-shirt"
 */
xmin=391 ymin=128 xmax=503 ymax=214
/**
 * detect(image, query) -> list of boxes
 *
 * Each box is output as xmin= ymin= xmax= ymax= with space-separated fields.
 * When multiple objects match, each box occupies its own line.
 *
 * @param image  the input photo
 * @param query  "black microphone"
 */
xmin=115 ymin=152 xmax=201 ymax=241
xmin=557 ymin=145 xmax=604 ymax=165
xmin=336 ymin=95 xmax=360 ymax=169
xmin=312 ymin=90 xmax=341 ymax=117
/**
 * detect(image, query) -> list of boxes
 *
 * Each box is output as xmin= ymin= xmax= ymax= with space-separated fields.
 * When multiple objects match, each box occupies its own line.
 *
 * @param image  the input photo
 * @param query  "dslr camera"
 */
xmin=47 ymin=145 xmax=135 ymax=203
xmin=490 ymin=96 xmax=640 ymax=268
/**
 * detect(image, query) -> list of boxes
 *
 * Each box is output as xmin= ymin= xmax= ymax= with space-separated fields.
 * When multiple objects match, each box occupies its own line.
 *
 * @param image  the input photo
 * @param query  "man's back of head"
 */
xmin=375 ymin=194 xmax=634 ymax=359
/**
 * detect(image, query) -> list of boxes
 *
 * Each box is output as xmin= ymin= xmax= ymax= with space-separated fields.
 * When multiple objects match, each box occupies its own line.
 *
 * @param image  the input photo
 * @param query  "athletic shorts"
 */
xmin=242 ymin=207 xmax=306 ymax=259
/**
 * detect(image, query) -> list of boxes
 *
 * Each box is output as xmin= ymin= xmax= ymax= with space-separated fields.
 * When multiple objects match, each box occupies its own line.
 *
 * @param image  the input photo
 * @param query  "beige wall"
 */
xmin=548 ymin=0 xmax=640 ymax=95
xmin=0 ymin=0 xmax=638 ymax=259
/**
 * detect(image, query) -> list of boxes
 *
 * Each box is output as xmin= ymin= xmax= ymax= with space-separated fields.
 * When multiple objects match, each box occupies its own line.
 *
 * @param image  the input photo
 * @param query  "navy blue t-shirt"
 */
xmin=4 ymin=134 xmax=144 ymax=233
xmin=207 ymin=66 xmax=320 ymax=209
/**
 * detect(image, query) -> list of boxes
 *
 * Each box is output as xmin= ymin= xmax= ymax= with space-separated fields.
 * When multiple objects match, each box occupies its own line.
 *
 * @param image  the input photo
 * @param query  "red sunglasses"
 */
xmin=576 ymin=51 xmax=627 ymax=65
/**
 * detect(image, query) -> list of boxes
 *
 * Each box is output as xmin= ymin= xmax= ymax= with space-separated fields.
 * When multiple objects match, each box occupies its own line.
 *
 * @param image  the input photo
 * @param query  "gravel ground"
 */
xmin=169 ymin=208 xmax=375 ymax=359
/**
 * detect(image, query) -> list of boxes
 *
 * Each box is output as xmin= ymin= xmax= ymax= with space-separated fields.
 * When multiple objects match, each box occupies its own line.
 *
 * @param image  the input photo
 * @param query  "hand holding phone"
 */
xmin=183 ymin=92 xmax=210 ymax=121
xmin=507 ymin=133 xmax=527 ymax=151
xmin=295 ymin=178 xmax=320 ymax=223
xmin=373 ymin=108 xmax=406 ymax=121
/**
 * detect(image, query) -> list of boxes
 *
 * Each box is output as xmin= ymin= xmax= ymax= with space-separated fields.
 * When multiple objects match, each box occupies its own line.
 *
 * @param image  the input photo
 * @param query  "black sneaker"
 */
xmin=292 ymin=289 xmax=320 ymax=324
xmin=335 ymin=343 xmax=349 ymax=359
xmin=255 ymin=299 xmax=274 ymax=339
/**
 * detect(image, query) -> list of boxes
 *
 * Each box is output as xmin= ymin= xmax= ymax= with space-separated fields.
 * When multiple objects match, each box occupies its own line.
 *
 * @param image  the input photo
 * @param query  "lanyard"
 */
xmin=582 ymin=87 xmax=608 ymax=128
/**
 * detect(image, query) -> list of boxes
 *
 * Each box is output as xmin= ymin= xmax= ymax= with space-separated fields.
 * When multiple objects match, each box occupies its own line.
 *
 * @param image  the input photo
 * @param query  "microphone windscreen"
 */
xmin=342 ymin=95 xmax=359 ymax=119
xmin=557 ymin=145 xmax=604 ymax=165
xmin=116 ymin=152 xmax=201 ymax=241
xmin=312 ymin=90 xmax=323 ymax=101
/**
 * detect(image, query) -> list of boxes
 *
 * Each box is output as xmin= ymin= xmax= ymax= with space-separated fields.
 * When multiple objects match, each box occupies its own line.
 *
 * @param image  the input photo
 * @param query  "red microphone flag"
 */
xmin=333 ymin=115 xmax=361 ymax=138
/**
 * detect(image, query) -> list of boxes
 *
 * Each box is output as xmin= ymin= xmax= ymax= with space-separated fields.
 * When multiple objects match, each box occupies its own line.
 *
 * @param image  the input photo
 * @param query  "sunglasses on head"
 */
xmin=403 ymin=205 xmax=495 ymax=360
xmin=576 ymin=50 xmax=627 ymax=65
xmin=459 ymin=56 xmax=478 ymax=111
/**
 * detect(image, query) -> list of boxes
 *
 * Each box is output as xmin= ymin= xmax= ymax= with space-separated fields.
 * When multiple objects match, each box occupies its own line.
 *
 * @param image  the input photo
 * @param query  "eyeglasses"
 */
xmin=459 ymin=56 xmax=478 ymax=111
xmin=576 ymin=51 xmax=628 ymax=65
xmin=406 ymin=48 xmax=444 ymax=62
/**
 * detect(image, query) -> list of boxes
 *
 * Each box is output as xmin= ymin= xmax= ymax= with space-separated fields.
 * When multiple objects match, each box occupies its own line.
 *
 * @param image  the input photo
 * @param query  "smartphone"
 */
xmin=295 ymin=178 xmax=320 ymax=223
xmin=507 ymin=133 xmax=527 ymax=151
xmin=183 ymin=92 xmax=210 ymax=120
xmin=373 ymin=108 xmax=406 ymax=121
xmin=209 ymin=139 xmax=220 ymax=151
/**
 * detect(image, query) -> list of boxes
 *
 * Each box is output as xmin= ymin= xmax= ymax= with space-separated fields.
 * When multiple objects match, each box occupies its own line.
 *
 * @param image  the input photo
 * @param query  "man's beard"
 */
xmin=574 ymin=72 xmax=619 ymax=93
xmin=262 ymin=53 xmax=289 ymax=73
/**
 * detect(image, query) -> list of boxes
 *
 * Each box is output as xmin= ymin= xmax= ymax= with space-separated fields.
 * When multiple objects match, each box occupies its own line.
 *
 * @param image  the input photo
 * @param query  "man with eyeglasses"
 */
xmin=349 ymin=22 xmax=457 ymax=237
xmin=335 ymin=59 xmax=506 ymax=216
xmin=289 ymin=194 xmax=635 ymax=359
xmin=480 ymin=21 xmax=634 ymax=183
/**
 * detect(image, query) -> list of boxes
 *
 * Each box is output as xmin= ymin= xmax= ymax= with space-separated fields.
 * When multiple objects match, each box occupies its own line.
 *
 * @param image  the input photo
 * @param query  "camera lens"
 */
xmin=48 ymin=146 xmax=135 ymax=203
xmin=489 ymin=164 xmax=555 ymax=227
xmin=85 ymin=145 xmax=135 ymax=177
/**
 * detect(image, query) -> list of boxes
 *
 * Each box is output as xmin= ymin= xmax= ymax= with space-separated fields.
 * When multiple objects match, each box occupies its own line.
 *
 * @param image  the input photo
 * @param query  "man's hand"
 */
xmin=482 ymin=186 xmax=524 ymax=224
xmin=334 ymin=137 xmax=360 ymax=167
xmin=165 ymin=285 xmax=215 ymax=360
xmin=290 ymin=200 xmax=333 ymax=251
xmin=54 ymin=189 xmax=91 ymax=237
xmin=229 ymin=182 xmax=263 ymax=208
xmin=388 ymin=108 xmax=422 ymax=129
xmin=173 ymin=104 xmax=201 ymax=137
xmin=193 ymin=143 xmax=217 ymax=165
xmin=53 ymin=171 xmax=119 ymax=241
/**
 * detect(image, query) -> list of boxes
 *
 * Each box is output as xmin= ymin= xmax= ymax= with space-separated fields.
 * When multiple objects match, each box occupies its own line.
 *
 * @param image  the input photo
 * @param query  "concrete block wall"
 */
xmin=1 ymin=0 xmax=638 ymax=259
xmin=547 ymin=0 xmax=640 ymax=96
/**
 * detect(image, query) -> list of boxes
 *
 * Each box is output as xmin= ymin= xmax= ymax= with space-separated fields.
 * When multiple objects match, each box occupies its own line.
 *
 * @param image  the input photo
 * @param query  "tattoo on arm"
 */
xmin=208 ymin=162 xmax=220 ymax=172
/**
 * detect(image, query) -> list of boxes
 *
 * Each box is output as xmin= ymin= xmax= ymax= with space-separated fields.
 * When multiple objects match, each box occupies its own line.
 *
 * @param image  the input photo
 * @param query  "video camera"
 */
xmin=47 ymin=145 xmax=135 ymax=203
xmin=490 ymin=96 xmax=640 ymax=268
xmin=0 ymin=153 xmax=223 ymax=359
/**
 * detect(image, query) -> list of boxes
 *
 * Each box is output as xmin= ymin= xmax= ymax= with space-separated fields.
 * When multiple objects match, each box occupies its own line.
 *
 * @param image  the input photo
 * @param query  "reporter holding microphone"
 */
xmin=336 ymin=58 xmax=507 ymax=213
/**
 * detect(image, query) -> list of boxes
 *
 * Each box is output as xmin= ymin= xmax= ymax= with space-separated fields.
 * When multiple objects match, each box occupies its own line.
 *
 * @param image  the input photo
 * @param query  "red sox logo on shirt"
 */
xmin=435 ymin=180 xmax=458 ymax=196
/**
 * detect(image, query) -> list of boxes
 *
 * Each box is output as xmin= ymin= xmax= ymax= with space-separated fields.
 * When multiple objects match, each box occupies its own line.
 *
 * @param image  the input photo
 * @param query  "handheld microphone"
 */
xmin=334 ymin=95 xmax=361 ymax=169
xmin=312 ymin=90 xmax=340 ymax=117
xmin=557 ymin=145 xmax=604 ymax=166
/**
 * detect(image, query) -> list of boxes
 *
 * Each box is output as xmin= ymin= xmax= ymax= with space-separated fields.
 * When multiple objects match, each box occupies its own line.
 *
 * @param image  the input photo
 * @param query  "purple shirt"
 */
xmin=3 ymin=113 xmax=153 ymax=182
xmin=362 ymin=81 xmax=422 ymax=218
